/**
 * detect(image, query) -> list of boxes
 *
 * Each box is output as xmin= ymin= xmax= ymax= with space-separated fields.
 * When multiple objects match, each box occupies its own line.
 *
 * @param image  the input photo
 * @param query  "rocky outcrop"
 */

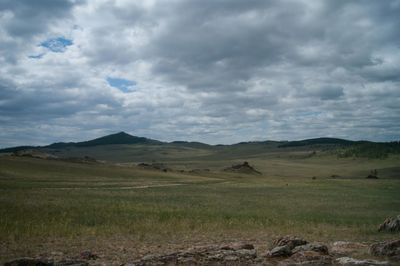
xmin=63 ymin=156 xmax=98 ymax=164
xmin=223 ymin=161 xmax=261 ymax=175
xmin=378 ymin=216 xmax=400 ymax=232
xmin=188 ymin=168 xmax=210 ymax=174
xmin=12 ymin=149 xmax=57 ymax=160
xmin=137 ymin=163 xmax=171 ymax=172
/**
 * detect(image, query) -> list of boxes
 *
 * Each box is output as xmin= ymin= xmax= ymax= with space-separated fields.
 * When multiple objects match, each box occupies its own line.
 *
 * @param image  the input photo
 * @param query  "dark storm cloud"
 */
xmin=0 ymin=0 xmax=76 ymax=37
xmin=0 ymin=0 xmax=399 ymax=147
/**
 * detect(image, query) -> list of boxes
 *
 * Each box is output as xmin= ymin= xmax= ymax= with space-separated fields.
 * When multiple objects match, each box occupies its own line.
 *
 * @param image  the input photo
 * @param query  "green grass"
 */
xmin=1 ymin=154 xmax=399 ymax=248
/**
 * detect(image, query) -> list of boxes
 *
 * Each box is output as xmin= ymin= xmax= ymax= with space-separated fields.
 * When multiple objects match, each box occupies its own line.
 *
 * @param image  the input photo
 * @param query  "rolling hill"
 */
xmin=48 ymin=131 xmax=162 ymax=148
xmin=1 ymin=132 xmax=399 ymax=160
xmin=0 ymin=132 xmax=161 ymax=153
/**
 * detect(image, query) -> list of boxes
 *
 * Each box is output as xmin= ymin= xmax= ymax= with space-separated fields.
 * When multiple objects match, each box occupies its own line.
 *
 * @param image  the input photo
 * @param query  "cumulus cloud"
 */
xmin=0 ymin=0 xmax=399 ymax=147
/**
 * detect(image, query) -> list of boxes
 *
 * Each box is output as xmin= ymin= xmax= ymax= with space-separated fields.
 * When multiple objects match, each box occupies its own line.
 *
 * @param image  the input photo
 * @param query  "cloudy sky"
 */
xmin=1 ymin=0 xmax=399 ymax=147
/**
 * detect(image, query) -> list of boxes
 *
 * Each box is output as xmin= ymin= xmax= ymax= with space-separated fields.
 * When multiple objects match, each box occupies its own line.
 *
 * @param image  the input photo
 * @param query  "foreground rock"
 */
xmin=370 ymin=239 xmax=400 ymax=261
xmin=335 ymin=257 xmax=389 ymax=265
xmin=331 ymin=241 xmax=369 ymax=256
xmin=3 ymin=257 xmax=53 ymax=266
xmin=266 ymin=236 xmax=332 ymax=265
xmin=4 ymin=239 xmax=400 ymax=265
xmin=267 ymin=245 xmax=292 ymax=257
xmin=279 ymin=251 xmax=332 ymax=265
xmin=273 ymin=236 xmax=309 ymax=250
xmin=79 ymin=250 xmax=98 ymax=260
xmin=128 ymin=242 xmax=258 ymax=265
xmin=292 ymin=243 xmax=329 ymax=255
xmin=265 ymin=235 xmax=309 ymax=257
xmin=378 ymin=216 xmax=400 ymax=232
xmin=3 ymin=255 xmax=91 ymax=266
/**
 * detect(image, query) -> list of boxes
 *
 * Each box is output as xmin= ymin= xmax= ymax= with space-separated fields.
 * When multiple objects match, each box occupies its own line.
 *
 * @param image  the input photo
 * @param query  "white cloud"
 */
xmin=0 ymin=0 xmax=399 ymax=147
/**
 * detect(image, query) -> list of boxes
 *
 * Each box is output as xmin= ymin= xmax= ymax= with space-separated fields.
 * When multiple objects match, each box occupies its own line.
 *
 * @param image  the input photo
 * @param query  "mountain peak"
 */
xmin=75 ymin=131 xmax=160 ymax=147
xmin=111 ymin=131 xmax=132 ymax=137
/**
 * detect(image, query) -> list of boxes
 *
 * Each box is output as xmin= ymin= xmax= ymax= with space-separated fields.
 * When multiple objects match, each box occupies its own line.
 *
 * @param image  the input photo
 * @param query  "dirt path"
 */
xmin=34 ymin=183 xmax=186 ymax=190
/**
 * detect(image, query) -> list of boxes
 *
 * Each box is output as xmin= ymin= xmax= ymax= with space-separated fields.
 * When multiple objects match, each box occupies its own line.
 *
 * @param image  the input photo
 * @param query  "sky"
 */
xmin=0 ymin=0 xmax=400 ymax=147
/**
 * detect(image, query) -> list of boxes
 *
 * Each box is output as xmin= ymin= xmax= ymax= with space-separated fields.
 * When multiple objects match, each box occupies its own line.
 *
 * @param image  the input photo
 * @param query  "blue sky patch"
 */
xmin=107 ymin=77 xmax=136 ymax=92
xmin=40 ymin=37 xmax=73 ymax=53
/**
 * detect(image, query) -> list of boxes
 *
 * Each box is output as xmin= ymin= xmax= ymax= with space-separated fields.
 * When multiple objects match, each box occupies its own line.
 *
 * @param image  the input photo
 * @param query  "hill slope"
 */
xmin=278 ymin=137 xmax=356 ymax=148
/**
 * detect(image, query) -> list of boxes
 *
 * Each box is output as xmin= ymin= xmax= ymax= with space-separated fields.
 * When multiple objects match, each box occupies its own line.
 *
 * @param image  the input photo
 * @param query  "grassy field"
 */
xmin=0 ymin=150 xmax=399 ymax=261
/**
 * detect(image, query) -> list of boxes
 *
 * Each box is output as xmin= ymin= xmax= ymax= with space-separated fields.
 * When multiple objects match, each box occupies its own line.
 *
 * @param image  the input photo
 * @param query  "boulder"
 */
xmin=273 ymin=235 xmax=308 ymax=250
xmin=370 ymin=239 xmax=400 ymax=260
xmin=292 ymin=243 xmax=329 ymax=255
xmin=378 ymin=215 xmax=400 ymax=232
xmin=266 ymin=245 xmax=292 ymax=257
xmin=331 ymin=241 xmax=369 ymax=256
xmin=79 ymin=250 xmax=98 ymax=260
xmin=366 ymin=170 xmax=379 ymax=179
xmin=278 ymin=251 xmax=332 ymax=266
xmin=335 ymin=257 xmax=389 ymax=265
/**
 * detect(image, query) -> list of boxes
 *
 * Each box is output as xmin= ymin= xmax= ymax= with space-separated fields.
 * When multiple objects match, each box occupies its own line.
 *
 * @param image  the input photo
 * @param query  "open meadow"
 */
xmin=1 ymin=146 xmax=399 ymax=263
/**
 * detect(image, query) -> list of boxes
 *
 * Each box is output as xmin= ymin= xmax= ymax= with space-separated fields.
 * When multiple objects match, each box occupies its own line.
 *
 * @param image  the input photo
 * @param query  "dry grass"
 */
xmin=0 ymin=154 xmax=399 ymax=262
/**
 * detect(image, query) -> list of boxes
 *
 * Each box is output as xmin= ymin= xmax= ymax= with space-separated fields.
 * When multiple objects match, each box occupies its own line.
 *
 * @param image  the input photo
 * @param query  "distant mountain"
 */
xmin=0 ymin=132 xmax=162 ymax=153
xmin=275 ymin=138 xmax=400 ymax=158
xmin=233 ymin=140 xmax=281 ymax=146
xmin=50 ymin=131 xmax=162 ymax=147
xmin=1 ymin=134 xmax=399 ymax=160
xmin=277 ymin=137 xmax=357 ymax=148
